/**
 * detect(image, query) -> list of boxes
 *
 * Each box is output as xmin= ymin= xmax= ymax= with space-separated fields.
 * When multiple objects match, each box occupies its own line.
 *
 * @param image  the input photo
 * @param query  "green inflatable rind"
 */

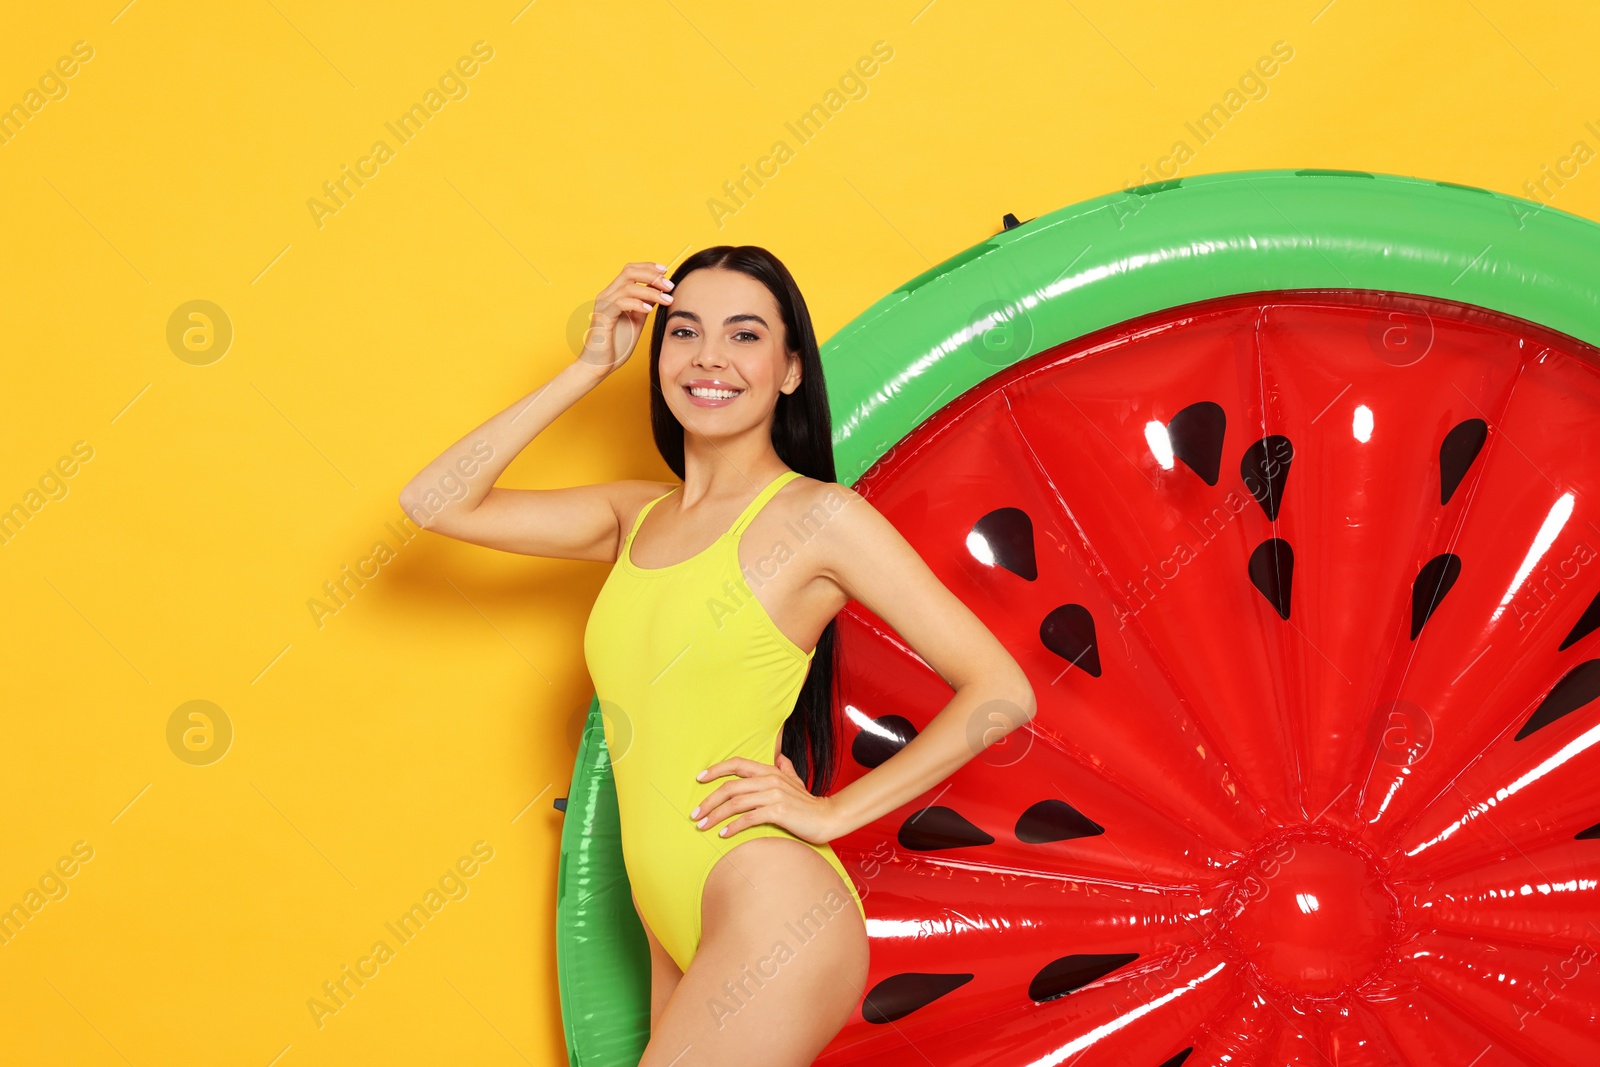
xmin=823 ymin=169 xmax=1600 ymax=484
xmin=556 ymin=169 xmax=1600 ymax=1062
xmin=555 ymin=696 xmax=650 ymax=1065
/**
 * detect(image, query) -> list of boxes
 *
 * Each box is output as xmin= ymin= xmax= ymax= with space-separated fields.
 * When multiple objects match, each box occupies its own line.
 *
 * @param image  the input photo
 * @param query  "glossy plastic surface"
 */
xmin=556 ymin=170 xmax=1600 ymax=1065
xmin=556 ymin=695 xmax=650 ymax=1066
xmin=825 ymin=169 xmax=1600 ymax=485
xmin=819 ymin=289 xmax=1600 ymax=1065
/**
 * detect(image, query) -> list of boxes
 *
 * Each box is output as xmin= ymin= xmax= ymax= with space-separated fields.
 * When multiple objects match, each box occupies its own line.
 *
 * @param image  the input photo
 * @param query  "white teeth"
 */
xmin=688 ymin=386 xmax=741 ymax=399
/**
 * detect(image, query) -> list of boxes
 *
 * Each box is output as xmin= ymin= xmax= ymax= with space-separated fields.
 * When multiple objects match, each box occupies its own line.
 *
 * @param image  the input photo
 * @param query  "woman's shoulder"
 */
xmin=778 ymin=475 xmax=874 ymax=553
xmin=771 ymin=475 xmax=904 ymax=587
xmin=785 ymin=472 xmax=855 ymax=512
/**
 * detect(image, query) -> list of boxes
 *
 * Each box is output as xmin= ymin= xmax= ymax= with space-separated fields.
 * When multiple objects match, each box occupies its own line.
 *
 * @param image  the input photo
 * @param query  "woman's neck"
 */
xmin=676 ymin=439 xmax=789 ymax=507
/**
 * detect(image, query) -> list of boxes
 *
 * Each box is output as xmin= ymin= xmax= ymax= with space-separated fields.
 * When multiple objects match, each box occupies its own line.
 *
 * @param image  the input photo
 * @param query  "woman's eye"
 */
xmin=734 ymin=330 xmax=759 ymax=342
xmin=670 ymin=327 xmax=696 ymax=339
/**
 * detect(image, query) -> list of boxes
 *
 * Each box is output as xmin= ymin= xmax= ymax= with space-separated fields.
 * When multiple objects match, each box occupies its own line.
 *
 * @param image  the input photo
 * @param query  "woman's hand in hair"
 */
xmin=575 ymin=261 xmax=675 ymax=378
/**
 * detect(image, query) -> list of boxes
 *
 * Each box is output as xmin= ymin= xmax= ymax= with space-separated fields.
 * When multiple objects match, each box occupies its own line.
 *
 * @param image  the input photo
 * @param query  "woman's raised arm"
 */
xmin=397 ymin=261 xmax=675 ymax=561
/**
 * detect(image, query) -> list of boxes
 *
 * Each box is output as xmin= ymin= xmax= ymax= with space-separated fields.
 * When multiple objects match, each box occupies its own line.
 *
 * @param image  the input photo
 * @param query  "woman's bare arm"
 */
xmin=397 ymin=363 xmax=658 ymax=561
xmin=816 ymin=484 xmax=1038 ymax=837
xmin=397 ymin=261 xmax=675 ymax=561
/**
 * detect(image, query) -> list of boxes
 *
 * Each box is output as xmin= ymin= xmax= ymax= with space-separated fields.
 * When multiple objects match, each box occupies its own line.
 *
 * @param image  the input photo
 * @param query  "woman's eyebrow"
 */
xmin=664 ymin=310 xmax=770 ymax=328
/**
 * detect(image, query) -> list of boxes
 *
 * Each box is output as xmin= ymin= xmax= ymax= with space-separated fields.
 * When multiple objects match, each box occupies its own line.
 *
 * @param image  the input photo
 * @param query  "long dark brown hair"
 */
xmin=645 ymin=245 xmax=845 ymax=797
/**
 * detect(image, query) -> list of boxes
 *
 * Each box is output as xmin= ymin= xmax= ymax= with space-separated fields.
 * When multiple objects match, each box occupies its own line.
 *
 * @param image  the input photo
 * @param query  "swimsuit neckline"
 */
xmin=622 ymin=511 xmax=723 ymax=574
xmin=621 ymin=470 xmax=798 ymax=576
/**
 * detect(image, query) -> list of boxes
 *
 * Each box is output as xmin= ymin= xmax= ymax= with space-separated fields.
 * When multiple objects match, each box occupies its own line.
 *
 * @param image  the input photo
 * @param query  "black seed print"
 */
xmin=1015 ymin=799 xmax=1105 ymax=843
xmin=1248 ymin=539 xmax=1294 ymax=619
xmin=1411 ymin=553 xmax=1462 ymax=640
xmin=972 ymin=507 xmax=1038 ymax=580
xmin=1168 ymin=401 xmax=1227 ymax=486
xmin=1242 ymin=435 xmax=1294 ymax=520
xmin=1515 ymin=660 xmax=1600 ymax=740
xmin=1028 ymin=952 xmax=1140 ymax=1002
xmin=852 ymin=714 xmax=918 ymax=769
xmin=1158 ymin=1051 xmax=1195 ymax=1067
xmin=1041 ymin=604 xmax=1102 ymax=677
xmin=897 ymin=806 xmax=996 ymax=851
xmin=1576 ymin=821 xmax=1600 ymax=840
xmin=862 ymin=972 xmax=974 ymax=1023
xmin=1440 ymin=419 xmax=1488 ymax=506
xmin=1559 ymin=591 xmax=1600 ymax=651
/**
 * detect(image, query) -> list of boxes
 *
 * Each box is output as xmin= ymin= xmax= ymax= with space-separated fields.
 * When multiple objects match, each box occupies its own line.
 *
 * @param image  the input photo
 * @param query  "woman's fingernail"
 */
xmin=654 ymin=262 xmax=667 ymax=271
xmin=690 ymin=806 xmax=700 ymax=818
xmin=696 ymin=770 xmax=707 ymax=781
xmin=697 ymin=817 xmax=708 ymax=829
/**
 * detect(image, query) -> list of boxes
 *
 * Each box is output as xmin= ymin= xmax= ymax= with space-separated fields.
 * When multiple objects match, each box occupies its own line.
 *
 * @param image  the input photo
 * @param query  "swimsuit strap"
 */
xmin=622 ymin=487 xmax=676 ymax=552
xmin=727 ymin=469 xmax=803 ymax=539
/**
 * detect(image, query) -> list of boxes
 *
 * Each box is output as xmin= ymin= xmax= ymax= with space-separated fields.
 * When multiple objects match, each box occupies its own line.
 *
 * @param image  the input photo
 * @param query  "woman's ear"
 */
xmin=781 ymin=351 xmax=803 ymax=394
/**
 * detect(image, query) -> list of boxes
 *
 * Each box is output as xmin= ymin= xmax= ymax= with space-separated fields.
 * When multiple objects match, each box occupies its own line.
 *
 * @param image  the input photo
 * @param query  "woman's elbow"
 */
xmin=1016 ymin=685 xmax=1038 ymax=721
xmin=975 ymin=667 xmax=1035 ymax=722
xmin=1006 ymin=671 xmax=1037 ymax=720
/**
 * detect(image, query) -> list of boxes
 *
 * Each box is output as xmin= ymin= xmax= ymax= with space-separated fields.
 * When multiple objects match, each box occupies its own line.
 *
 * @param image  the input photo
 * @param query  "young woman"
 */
xmin=399 ymin=246 xmax=1036 ymax=1065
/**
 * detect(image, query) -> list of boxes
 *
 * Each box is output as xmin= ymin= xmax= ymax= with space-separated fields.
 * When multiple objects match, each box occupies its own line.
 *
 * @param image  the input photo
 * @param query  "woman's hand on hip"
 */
xmin=690 ymin=754 xmax=840 ymax=845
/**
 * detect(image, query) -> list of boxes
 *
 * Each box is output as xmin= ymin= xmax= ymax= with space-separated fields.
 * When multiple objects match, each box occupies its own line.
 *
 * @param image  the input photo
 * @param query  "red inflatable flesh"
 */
xmin=815 ymin=290 xmax=1600 ymax=1066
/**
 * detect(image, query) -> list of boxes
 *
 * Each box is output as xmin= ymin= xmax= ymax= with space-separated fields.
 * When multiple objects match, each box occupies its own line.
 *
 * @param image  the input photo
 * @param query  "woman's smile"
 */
xmin=683 ymin=379 xmax=746 ymax=406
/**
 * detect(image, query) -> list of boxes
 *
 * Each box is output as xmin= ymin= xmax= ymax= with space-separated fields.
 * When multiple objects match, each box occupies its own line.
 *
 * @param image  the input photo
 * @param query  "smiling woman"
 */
xmin=402 ymin=245 xmax=1034 ymax=1065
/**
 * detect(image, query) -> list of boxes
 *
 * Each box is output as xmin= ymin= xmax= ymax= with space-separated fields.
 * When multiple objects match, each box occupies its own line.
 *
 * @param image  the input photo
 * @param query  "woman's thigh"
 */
xmin=639 ymin=836 xmax=869 ymax=1067
xmin=632 ymin=889 xmax=683 ymax=1030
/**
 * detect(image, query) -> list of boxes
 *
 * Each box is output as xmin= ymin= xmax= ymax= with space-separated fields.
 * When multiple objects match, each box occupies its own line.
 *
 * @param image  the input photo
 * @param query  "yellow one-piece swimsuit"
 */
xmin=582 ymin=468 xmax=868 ymax=972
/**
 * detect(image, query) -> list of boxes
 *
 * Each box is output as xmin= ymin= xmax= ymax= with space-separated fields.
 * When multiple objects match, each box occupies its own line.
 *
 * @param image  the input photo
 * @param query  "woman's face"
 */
xmin=658 ymin=267 xmax=801 ymax=436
